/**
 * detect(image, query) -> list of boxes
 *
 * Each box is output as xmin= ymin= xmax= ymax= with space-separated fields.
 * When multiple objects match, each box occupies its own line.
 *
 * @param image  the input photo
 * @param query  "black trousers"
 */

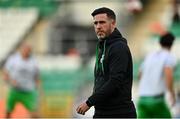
xmin=93 ymin=111 xmax=137 ymax=118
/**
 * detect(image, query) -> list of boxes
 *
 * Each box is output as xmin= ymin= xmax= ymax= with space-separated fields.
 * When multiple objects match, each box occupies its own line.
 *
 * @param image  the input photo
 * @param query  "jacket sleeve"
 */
xmin=86 ymin=43 xmax=130 ymax=107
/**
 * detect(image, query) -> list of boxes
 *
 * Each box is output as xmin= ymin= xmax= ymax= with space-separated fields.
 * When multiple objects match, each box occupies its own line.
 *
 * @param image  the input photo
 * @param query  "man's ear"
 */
xmin=112 ymin=20 xmax=116 ymax=25
xmin=111 ymin=20 xmax=116 ymax=29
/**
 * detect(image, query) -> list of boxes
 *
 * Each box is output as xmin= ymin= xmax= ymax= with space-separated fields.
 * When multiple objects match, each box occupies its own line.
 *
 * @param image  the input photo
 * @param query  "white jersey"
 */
xmin=4 ymin=53 xmax=39 ymax=91
xmin=139 ymin=49 xmax=176 ymax=97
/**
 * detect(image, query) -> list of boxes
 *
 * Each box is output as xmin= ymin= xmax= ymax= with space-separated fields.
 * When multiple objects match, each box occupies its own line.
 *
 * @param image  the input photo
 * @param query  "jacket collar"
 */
xmin=98 ymin=28 xmax=127 ymax=47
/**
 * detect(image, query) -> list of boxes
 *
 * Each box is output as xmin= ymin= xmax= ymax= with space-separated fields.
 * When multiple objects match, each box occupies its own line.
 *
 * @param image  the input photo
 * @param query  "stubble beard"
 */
xmin=97 ymin=35 xmax=105 ymax=41
xmin=96 ymin=32 xmax=106 ymax=41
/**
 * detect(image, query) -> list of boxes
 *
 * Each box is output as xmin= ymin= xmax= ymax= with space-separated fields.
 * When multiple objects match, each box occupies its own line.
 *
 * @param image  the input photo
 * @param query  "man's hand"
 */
xmin=76 ymin=102 xmax=90 ymax=115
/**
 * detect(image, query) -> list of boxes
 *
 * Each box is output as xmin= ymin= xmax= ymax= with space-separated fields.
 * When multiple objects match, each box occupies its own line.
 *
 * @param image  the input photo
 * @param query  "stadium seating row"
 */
xmin=0 ymin=9 xmax=39 ymax=65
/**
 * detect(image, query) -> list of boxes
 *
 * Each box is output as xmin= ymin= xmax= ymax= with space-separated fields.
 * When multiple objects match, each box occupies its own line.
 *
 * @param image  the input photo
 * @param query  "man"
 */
xmin=76 ymin=7 xmax=136 ymax=118
xmin=137 ymin=32 xmax=176 ymax=118
xmin=3 ymin=43 xmax=40 ymax=118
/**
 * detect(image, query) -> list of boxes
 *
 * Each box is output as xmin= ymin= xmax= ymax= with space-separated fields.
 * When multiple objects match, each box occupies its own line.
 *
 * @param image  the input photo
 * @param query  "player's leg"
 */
xmin=20 ymin=91 xmax=39 ymax=118
xmin=152 ymin=98 xmax=171 ymax=118
xmin=137 ymin=97 xmax=151 ymax=118
xmin=6 ymin=89 xmax=18 ymax=118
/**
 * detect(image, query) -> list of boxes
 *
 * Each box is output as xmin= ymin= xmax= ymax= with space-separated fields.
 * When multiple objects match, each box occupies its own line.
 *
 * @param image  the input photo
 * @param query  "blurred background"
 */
xmin=0 ymin=0 xmax=180 ymax=118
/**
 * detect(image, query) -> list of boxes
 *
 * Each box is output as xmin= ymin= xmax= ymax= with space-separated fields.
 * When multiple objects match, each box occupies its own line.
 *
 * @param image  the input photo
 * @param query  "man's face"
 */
xmin=21 ymin=44 xmax=32 ymax=59
xmin=93 ymin=13 xmax=115 ymax=40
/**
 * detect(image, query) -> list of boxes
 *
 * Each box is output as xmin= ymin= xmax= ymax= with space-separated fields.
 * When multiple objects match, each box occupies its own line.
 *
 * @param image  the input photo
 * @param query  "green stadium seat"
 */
xmin=0 ymin=0 xmax=59 ymax=17
xmin=169 ymin=22 xmax=180 ymax=37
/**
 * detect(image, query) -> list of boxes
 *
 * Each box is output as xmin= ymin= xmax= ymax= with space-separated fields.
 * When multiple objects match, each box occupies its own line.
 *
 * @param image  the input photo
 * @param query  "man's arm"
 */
xmin=35 ymin=73 xmax=40 ymax=89
xmin=164 ymin=66 xmax=175 ymax=106
xmin=3 ymin=69 xmax=10 ymax=81
xmin=138 ymin=60 xmax=145 ymax=81
xmin=138 ymin=71 xmax=142 ymax=80
xmin=2 ymin=69 xmax=18 ymax=87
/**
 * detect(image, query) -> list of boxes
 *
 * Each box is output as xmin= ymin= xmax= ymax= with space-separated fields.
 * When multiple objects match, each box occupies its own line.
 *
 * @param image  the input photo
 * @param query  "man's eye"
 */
xmin=94 ymin=22 xmax=98 ymax=25
xmin=94 ymin=21 xmax=105 ymax=25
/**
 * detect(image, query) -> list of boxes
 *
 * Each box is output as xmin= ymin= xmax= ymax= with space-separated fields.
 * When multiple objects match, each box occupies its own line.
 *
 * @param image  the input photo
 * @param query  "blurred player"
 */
xmin=137 ymin=32 xmax=176 ymax=118
xmin=3 ymin=43 xmax=40 ymax=118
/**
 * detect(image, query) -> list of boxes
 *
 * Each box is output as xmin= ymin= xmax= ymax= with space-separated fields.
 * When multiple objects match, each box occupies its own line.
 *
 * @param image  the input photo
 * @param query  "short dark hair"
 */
xmin=91 ymin=7 xmax=116 ymax=20
xmin=160 ymin=32 xmax=175 ymax=48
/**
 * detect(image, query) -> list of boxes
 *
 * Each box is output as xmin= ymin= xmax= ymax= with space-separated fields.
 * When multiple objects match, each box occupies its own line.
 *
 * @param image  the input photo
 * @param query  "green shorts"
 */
xmin=6 ymin=88 xmax=38 ymax=113
xmin=137 ymin=96 xmax=171 ymax=118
